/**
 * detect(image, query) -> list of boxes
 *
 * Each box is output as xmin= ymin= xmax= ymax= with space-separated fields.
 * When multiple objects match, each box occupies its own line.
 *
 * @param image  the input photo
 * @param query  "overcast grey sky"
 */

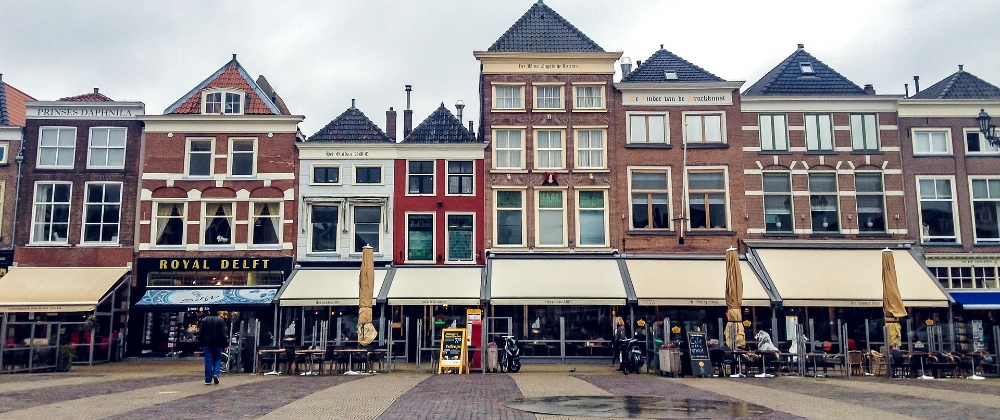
xmin=2 ymin=0 xmax=998 ymax=136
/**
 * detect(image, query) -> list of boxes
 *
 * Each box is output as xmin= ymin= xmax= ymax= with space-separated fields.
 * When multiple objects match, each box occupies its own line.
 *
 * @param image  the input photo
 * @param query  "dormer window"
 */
xmin=664 ymin=70 xmax=678 ymax=80
xmin=799 ymin=62 xmax=815 ymax=75
xmin=202 ymin=89 xmax=245 ymax=115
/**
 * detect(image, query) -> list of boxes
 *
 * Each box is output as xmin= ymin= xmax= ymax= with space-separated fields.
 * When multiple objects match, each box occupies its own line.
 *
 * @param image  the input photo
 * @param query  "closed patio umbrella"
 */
xmin=357 ymin=246 xmax=377 ymax=346
xmin=724 ymin=247 xmax=745 ymax=348
xmin=882 ymin=249 xmax=907 ymax=349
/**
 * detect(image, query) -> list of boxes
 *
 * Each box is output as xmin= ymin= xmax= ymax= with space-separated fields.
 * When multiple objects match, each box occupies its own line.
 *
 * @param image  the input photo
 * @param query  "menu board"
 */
xmin=438 ymin=328 xmax=468 ymax=374
xmin=687 ymin=332 xmax=710 ymax=378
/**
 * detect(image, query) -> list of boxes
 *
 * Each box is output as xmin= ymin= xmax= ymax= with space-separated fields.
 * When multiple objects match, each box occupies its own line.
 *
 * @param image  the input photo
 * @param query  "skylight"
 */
xmin=664 ymin=70 xmax=678 ymax=80
xmin=799 ymin=62 xmax=815 ymax=74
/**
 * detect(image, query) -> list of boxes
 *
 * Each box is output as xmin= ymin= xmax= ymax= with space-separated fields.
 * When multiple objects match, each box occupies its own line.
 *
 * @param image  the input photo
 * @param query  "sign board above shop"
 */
xmin=620 ymin=88 xmax=734 ymax=106
xmin=26 ymin=101 xmax=145 ymax=120
xmin=136 ymin=257 xmax=293 ymax=273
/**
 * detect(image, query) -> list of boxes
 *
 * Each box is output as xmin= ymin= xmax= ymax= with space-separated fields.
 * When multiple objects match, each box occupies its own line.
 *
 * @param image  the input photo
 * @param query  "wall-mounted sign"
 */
xmin=621 ymin=89 xmax=733 ymax=106
xmin=298 ymin=148 xmax=396 ymax=160
xmin=26 ymin=103 xmax=144 ymax=120
xmin=137 ymin=257 xmax=292 ymax=273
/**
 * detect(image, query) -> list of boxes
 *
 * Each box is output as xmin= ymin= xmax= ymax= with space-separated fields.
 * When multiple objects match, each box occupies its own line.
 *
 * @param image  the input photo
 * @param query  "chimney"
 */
xmin=232 ymin=53 xmax=237 ymax=61
xmin=0 ymin=73 xmax=3 ymax=83
xmin=904 ymin=83 xmax=909 ymax=98
xmin=94 ymin=88 xmax=99 ymax=94
xmin=620 ymin=57 xmax=632 ymax=77
xmin=797 ymin=43 xmax=804 ymax=50
xmin=386 ymin=107 xmax=397 ymax=141
xmin=959 ymin=64 xmax=964 ymax=72
xmin=913 ymin=76 xmax=920 ymax=93
xmin=863 ymin=84 xmax=875 ymax=95
xmin=455 ymin=100 xmax=465 ymax=122
xmin=403 ymin=85 xmax=413 ymax=138
xmin=635 ymin=60 xmax=641 ymax=68
xmin=468 ymin=121 xmax=476 ymax=140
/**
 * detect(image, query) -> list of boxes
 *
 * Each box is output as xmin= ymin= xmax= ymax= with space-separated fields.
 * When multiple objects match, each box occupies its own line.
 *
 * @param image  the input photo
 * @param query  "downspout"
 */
xmin=8 ymin=129 xmax=25 ymax=254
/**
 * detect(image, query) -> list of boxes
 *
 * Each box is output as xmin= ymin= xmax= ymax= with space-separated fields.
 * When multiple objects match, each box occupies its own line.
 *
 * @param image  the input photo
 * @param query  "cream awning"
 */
xmin=627 ymin=259 xmax=771 ymax=306
xmin=277 ymin=268 xmax=387 ymax=307
xmin=0 ymin=267 xmax=129 ymax=313
xmin=489 ymin=259 xmax=626 ymax=305
xmin=386 ymin=267 xmax=482 ymax=306
xmin=755 ymin=249 xmax=949 ymax=307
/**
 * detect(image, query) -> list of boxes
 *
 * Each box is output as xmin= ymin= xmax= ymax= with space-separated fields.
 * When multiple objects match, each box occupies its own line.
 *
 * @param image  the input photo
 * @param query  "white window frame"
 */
xmin=964 ymin=128 xmax=1000 ymax=154
xmin=307 ymin=203 xmax=340 ymax=254
xmin=533 ymin=129 xmax=565 ymax=170
xmin=912 ymin=128 xmax=952 ymax=155
xmin=572 ymin=84 xmax=605 ymax=111
xmin=36 ymin=126 xmax=77 ymax=169
xmin=916 ymin=175 xmax=959 ymax=243
xmin=574 ymin=128 xmax=607 ymax=170
xmin=0 ymin=142 xmax=8 ymax=164
xmin=405 ymin=212 xmax=436 ymax=263
xmin=628 ymin=167 xmax=672 ymax=230
xmin=201 ymin=201 xmax=236 ymax=247
xmin=970 ymin=176 xmax=1000 ymax=243
xmin=350 ymin=204 xmax=384 ymax=254
xmin=492 ymin=84 xmax=525 ymax=111
xmin=808 ymin=172 xmax=841 ymax=233
xmin=152 ymin=200 xmax=187 ymax=247
xmin=759 ymin=114 xmax=789 ymax=151
xmin=406 ymin=160 xmax=436 ymax=196
xmin=445 ymin=212 xmax=476 ymax=263
xmin=201 ymin=88 xmax=246 ymax=115
xmin=81 ymin=181 xmax=123 ymax=245
xmin=185 ymin=137 xmax=215 ymax=177
xmin=310 ymin=164 xmax=342 ymax=185
xmin=227 ymin=137 xmax=257 ymax=177
xmin=627 ymin=112 xmax=668 ymax=144
xmin=682 ymin=112 xmax=726 ymax=144
xmin=353 ymin=164 xmax=384 ymax=185
xmin=535 ymin=188 xmax=568 ymax=247
xmin=804 ymin=114 xmax=835 ymax=151
xmin=850 ymin=113 xmax=880 ymax=151
xmin=30 ymin=181 xmax=72 ymax=245
xmin=86 ymin=127 xmax=127 ymax=169
xmin=685 ymin=167 xmax=731 ymax=230
xmin=855 ymin=172 xmax=886 ymax=233
xmin=493 ymin=188 xmax=526 ymax=248
xmin=762 ymin=171 xmax=793 ymax=233
xmin=445 ymin=160 xmax=475 ymax=196
xmin=492 ymin=128 xmax=526 ymax=170
xmin=576 ymin=189 xmax=609 ymax=247
xmin=532 ymin=84 xmax=564 ymax=111
xmin=249 ymin=200 xmax=283 ymax=247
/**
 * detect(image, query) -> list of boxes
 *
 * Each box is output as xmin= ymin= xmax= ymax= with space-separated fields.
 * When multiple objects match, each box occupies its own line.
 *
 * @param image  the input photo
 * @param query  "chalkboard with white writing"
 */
xmin=687 ymin=332 xmax=710 ymax=378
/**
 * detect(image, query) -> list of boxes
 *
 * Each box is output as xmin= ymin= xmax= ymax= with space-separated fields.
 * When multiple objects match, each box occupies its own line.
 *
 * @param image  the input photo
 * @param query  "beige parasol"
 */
xmin=882 ymin=249 xmax=907 ymax=348
xmin=724 ymin=247 xmax=745 ymax=348
xmin=357 ymin=246 xmax=377 ymax=346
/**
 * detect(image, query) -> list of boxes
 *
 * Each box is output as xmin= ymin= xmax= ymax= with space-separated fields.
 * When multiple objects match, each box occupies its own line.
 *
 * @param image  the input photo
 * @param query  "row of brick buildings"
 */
xmin=1 ymin=2 xmax=999 ymax=361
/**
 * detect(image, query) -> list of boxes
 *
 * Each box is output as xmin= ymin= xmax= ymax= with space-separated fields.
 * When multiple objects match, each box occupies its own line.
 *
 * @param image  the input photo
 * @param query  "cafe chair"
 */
xmin=708 ymin=348 xmax=730 ymax=377
xmin=932 ymin=352 xmax=959 ymax=378
xmin=847 ymin=350 xmax=864 ymax=375
xmin=283 ymin=345 xmax=309 ymax=374
xmin=869 ymin=350 xmax=886 ymax=376
xmin=367 ymin=350 xmax=385 ymax=371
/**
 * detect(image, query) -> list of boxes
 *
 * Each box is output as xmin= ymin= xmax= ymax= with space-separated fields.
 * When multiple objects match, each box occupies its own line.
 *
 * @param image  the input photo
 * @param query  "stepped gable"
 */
xmin=622 ymin=46 xmax=724 ymax=83
xmin=307 ymin=106 xmax=393 ymax=143
xmin=744 ymin=45 xmax=866 ymax=96
xmin=911 ymin=67 xmax=1000 ymax=99
xmin=402 ymin=103 xmax=476 ymax=144
xmin=487 ymin=1 xmax=603 ymax=53
xmin=0 ymin=78 xmax=36 ymax=126
xmin=164 ymin=56 xmax=283 ymax=115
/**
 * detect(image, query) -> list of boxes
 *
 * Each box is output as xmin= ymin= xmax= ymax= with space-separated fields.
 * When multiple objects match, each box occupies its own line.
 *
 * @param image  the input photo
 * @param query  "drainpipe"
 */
xmin=8 ymin=131 xmax=25 ymax=254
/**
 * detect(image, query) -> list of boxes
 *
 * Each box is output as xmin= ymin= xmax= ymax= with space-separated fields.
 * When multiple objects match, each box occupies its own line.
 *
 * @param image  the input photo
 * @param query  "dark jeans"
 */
xmin=203 ymin=346 xmax=223 ymax=383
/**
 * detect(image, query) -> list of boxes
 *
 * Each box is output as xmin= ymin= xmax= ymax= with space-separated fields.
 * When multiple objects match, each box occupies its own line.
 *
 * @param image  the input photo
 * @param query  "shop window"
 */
xmin=913 ymin=130 xmax=950 ymax=155
xmin=446 ymin=214 xmax=474 ymax=262
xmin=534 ymin=85 xmax=562 ymax=109
xmin=535 ymin=130 xmax=564 ymax=170
xmin=310 ymin=205 xmax=338 ymax=252
xmin=147 ymin=271 xmax=283 ymax=287
xmin=406 ymin=214 xmax=434 ymax=261
xmin=37 ymin=127 xmax=76 ymax=169
xmin=186 ymin=138 xmax=214 ymax=177
xmin=203 ymin=202 xmax=234 ymax=246
xmin=809 ymin=173 xmax=839 ymax=233
xmin=966 ymin=129 xmax=1000 ymax=154
xmin=229 ymin=138 xmax=256 ymax=177
xmin=495 ymin=190 xmax=524 ymax=247
xmin=975 ymin=267 xmax=999 ymax=289
xmin=493 ymin=85 xmax=523 ymax=110
xmin=447 ymin=161 xmax=473 ymax=195
xmin=31 ymin=182 xmax=71 ymax=244
xmin=83 ymin=182 xmax=122 ymax=244
xmin=577 ymin=190 xmax=606 ymax=246
xmin=88 ymin=127 xmax=127 ymax=169
xmin=688 ymin=170 xmax=728 ymax=229
xmin=917 ymin=177 xmax=957 ymax=242
xmin=574 ymin=85 xmax=604 ymax=109
xmin=855 ymin=173 xmax=885 ymax=233
xmin=536 ymin=190 xmax=565 ymax=246
xmin=312 ymin=165 xmax=340 ymax=184
xmin=684 ymin=114 xmax=723 ymax=143
xmin=763 ymin=172 xmax=792 ymax=233
xmin=759 ymin=114 xmax=788 ymax=151
xmin=353 ymin=206 xmax=381 ymax=252
xmin=494 ymin=130 xmax=524 ymax=170
xmin=154 ymin=202 xmax=185 ymax=246
xmin=850 ymin=114 xmax=879 ymax=152
xmin=629 ymin=114 xmax=667 ymax=144
xmin=354 ymin=165 xmax=382 ymax=184
xmin=972 ymin=178 xmax=1000 ymax=242
xmin=407 ymin=161 xmax=435 ymax=195
xmin=251 ymin=202 xmax=281 ymax=245
xmin=630 ymin=169 xmax=669 ymax=230
xmin=805 ymin=114 xmax=834 ymax=151
xmin=951 ymin=267 xmax=973 ymax=289
xmin=575 ymin=129 xmax=605 ymax=169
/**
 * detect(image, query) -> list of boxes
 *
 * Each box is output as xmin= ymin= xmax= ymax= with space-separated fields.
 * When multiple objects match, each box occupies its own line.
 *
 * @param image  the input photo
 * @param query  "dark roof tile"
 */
xmin=621 ymin=46 xmax=724 ymax=83
xmin=744 ymin=46 xmax=866 ymax=96
xmin=402 ymin=103 xmax=477 ymax=144
xmin=911 ymin=68 xmax=1000 ymax=99
xmin=307 ymin=106 xmax=393 ymax=143
xmin=59 ymin=91 xmax=114 ymax=102
xmin=488 ymin=1 xmax=603 ymax=53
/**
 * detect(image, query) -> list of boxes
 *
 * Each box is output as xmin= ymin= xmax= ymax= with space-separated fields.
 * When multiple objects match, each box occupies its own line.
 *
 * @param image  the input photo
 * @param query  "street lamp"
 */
xmin=977 ymin=109 xmax=999 ymax=148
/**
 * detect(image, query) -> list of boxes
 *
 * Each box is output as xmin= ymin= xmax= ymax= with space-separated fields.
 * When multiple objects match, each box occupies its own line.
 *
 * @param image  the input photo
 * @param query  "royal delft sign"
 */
xmin=621 ymin=89 xmax=733 ymax=106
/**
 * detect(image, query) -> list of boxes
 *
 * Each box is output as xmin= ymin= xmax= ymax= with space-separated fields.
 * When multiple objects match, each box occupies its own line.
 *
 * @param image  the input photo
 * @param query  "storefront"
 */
xmin=924 ymin=253 xmax=1000 ymax=352
xmin=129 ymin=257 xmax=292 ymax=357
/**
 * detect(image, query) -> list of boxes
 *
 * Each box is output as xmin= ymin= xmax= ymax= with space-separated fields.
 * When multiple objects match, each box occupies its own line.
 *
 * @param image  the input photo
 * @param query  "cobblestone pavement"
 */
xmin=1 ymin=360 xmax=1000 ymax=419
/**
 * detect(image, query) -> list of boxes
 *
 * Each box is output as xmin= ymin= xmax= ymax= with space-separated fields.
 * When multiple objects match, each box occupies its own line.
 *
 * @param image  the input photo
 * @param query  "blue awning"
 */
xmin=950 ymin=291 xmax=1000 ymax=310
xmin=136 ymin=288 xmax=276 ymax=307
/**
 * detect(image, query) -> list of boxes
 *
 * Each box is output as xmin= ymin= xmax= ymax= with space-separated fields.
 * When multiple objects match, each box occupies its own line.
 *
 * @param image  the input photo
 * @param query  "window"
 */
xmin=536 ymin=190 xmax=565 ymax=246
xmin=918 ymin=177 xmax=957 ymax=242
xmin=913 ymin=130 xmax=950 ymax=155
xmin=494 ymin=129 xmax=523 ymax=169
xmin=203 ymin=90 xmax=244 ymax=115
xmin=447 ymin=161 xmax=474 ymax=195
xmin=759 ymin=114 xmax=788 ymax=151
xmin=494 ymin=85 xmax=523 ymax=110
xmin=82 ymin=182 xmax=121 ymax=244
xmin=353 ymin=206 xmax=381 ymax=252
xmin=407 ymin=161 xmax=434 ymax=195
xmin=446 ymin=214 xmax=474 ymax=262
xmin=37 ymin=127 xmax=76 ymax=168
xmin=630 ymin=170 xmax=670 ymax=230
xmin=495 ymin=190 xmax=524 ymax=246
xmin=966 ymin=129 xmax=1000 ymax=154
xmin=0 ymin=142 xmax=8 ymax=164
xmin=229 ymin=138 xmax=256 ymax=176
xmin=203 ymin=203 xmax=234 ymax=246
xmin=629 ymin=114 xmax=667 ymax=144
xmin=355 ymin=166 xmax=382 ymax=184
xmin=534 ymin=130 xmax=563 ymax=169
xmin=574 ymin=85 xmax=604 ymax=109
xmin=684 ymin=114 xmax=723 ymax=143
xmin=799 ymin=62 xmax=815 ymax=74
xmin=251 ymin=202 xmax=281 ymax=245
xmin=850 ymin=114 xmax=879 ymax=151
xmin=575 ymin=129 xmax=605 ymax=169
xmin=310 ymin=205 xmax=338 ymax=252
xmin=534 ymin=85 xmax=562 ymax=109
xmin=406 ymin=214 xmax=434 ymax=261
xmin=805 ymin=114 xmax=834 ymax=151
xmin=688 ymin=170 xmax=728 ymax=229
xmin=577 ymin=190 xmax=607 ymax=246
xmin=763 ymin=173 xmax=792 ymax=233
xmin=972 ymin=178 xmax=1000 ymax=242
xmin=312 ymin=165 xmax=340 ymax=184
xmin=154 ymin=202 xmax=185 ymax=246
xmin=88 ymin=127 xmax=126 ymax=168
xmin=31 ymin=182 xmax=71 ymax=244
xmin=855 ymin=173 xmax=885 ymax=233
xmin=186 ymin=138 xmax=214 ymax=176
xmin=809 ymin=173 xmax=839 ymax=233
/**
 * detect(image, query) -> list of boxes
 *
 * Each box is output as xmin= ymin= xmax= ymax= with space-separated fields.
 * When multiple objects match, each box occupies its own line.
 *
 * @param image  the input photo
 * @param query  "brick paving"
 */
xmin=0 ymin=374 xmax=190 ymax=413
xmin=378 ymin=373 xmax=532 ymax=420
xmin=261 ymin=374 xmax=422 ymax=420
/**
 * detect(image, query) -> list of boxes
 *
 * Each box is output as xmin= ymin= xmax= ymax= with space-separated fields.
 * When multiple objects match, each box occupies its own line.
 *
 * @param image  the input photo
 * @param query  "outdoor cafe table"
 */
xmin=755 ymin=350 xmax=779 ymax=378
xmin=337 ymin=348 xmax=371 ymax=375
xmin=724 ymin=349 xmax=749 ymax=377
xmin=295 ymin=349 xmax=325 ymax=376
xmin=256 ymin=349 xmax=284 ymax=375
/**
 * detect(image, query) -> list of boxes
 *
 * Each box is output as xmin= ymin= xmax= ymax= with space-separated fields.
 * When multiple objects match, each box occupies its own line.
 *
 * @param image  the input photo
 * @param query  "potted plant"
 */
xmin=56 ymin=344 xmax=75 ymax=372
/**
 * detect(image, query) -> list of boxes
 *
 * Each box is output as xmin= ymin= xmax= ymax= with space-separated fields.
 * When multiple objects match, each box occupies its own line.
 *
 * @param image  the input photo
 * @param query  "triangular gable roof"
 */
xmin=744 ymin=45 xmax=866 ymax=96
xmin=488 ymin=1 xmax=603 ymax=53
xmin=164 ymin=56 xmax=282 ymax=115
xmin=307 ymin=106 xmax=393 ymax=143
xmin=911 ymin=67 xmax=1000 ymax=99
xmin=0 ymin=79 xmax=36 ymax=126
xmin=621 ymin=46 xmax=724 ymax=83
xmin=59 ymin=90 xmax=114 ymax=102
xmin=402 ymin=103 xmax=477 ymax=144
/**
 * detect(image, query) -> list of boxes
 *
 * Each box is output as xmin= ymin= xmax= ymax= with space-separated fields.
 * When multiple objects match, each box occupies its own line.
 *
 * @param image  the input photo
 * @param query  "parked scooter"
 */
xmin=499 ymin=335 xmax=521 ymax=373
xmin=619 ymin=335 xmax=644 ymax=375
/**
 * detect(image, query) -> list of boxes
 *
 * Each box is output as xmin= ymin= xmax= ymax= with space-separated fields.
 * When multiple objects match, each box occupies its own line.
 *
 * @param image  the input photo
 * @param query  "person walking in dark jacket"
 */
xmin=199 ymin=310 xmax=227 ymax=385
